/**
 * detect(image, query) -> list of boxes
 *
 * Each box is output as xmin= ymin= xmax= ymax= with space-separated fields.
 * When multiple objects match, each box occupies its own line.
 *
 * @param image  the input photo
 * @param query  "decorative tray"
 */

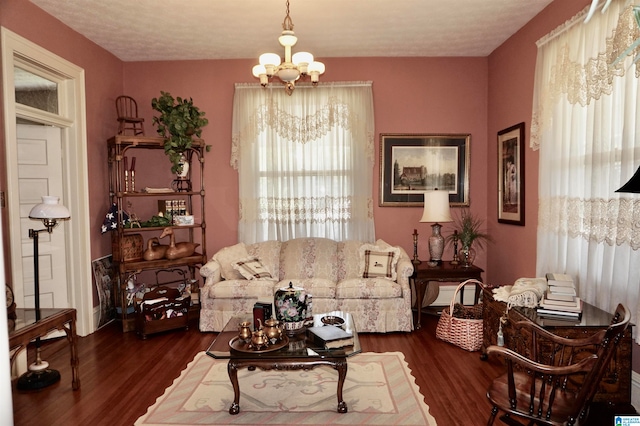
xmin=229 ymin=335 xmax=289 ymax=354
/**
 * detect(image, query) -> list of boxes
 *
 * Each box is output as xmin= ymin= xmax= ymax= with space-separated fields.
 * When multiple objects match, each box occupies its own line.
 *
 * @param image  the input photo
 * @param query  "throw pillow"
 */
xmin=213 ymin=243 xmax=249 ymax=280
xmin=358 ymin=244 xmax=400 ymax=281
xmin=232 ymin=257 xmax=273 ymax=280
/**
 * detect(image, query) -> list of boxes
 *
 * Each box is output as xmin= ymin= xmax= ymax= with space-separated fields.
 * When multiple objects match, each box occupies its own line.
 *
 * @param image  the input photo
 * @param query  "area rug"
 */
xmin=136 ymin=351 xmax=437 ymax=426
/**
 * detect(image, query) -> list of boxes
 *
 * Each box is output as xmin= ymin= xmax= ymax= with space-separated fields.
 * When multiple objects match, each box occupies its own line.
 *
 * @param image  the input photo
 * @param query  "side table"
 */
xmin=411 ymin=261 xmax=484 ymax=329
xmin=9 ymin=308 xmax=80 ymax=390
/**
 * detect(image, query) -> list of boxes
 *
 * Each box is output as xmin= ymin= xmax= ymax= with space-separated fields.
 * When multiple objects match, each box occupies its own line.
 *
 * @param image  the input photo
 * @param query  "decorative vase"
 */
xmin=274 ymin=282 xmax=312 ymax=335
xmin=428 ymin=223 xmax=445 ymax=263
xmin=460 ymin=246 xmax=476 ymax=267
xmin=176 ymin=154 xmax=189 ymax=179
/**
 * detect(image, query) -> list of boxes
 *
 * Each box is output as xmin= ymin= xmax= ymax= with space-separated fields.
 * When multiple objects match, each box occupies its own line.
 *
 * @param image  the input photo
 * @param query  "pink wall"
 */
xmin=486 ymin=0 xmax=590 ymax=286
xmin=0 ymin=0 xmax=598 ymax=299
xmin=0 ymin=0 xmax=124 ymax=298
xmin=124 ymin=57 xmax=489 ymax=267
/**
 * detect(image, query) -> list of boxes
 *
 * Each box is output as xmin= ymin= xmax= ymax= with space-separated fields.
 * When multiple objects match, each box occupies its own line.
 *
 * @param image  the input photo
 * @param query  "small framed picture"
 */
xmin=498 ymin=122 xmax=525 ymax=225
xmin=379 ymin=133 xmax=470 ymax=207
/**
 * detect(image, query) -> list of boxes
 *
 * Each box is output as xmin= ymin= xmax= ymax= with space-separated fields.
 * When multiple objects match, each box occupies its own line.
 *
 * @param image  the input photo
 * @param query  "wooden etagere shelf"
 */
xmin=108 ymin=135 xmax=207 ymax=332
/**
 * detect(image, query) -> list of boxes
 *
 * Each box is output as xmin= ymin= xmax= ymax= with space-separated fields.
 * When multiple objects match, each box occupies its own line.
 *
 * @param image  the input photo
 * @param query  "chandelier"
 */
xmin=252 ymin=0 xmax=325 ymax=95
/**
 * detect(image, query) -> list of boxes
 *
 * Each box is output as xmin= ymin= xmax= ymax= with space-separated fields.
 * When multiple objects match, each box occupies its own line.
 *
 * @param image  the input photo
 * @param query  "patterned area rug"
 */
xmin=136 ymin=351 xmax=437 ymax=425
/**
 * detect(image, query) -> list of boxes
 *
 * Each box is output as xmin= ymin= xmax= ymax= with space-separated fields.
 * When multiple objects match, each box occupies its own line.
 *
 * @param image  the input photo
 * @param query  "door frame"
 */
xmin=1 ymin=27 xmax=93 ymax=336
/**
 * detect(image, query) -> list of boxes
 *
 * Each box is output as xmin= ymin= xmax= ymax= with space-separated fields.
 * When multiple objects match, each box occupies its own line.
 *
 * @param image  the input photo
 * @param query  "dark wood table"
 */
xmin=8 ymin=308 xmax=80 ymax=390
xmin=411 ymin=261 xmax=484 ymax=329
xmin=206 ymin=312 xmax=360 ymax=414
xmin=481 ymin=285 xmax=632 ymax=404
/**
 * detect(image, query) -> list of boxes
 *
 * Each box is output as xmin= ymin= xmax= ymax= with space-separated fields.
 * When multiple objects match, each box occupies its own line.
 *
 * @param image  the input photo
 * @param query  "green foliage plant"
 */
xmin=446 ymin=208 xmax=493 ymax=251
xmin=151 ymin=91 xmax=210 ymax=174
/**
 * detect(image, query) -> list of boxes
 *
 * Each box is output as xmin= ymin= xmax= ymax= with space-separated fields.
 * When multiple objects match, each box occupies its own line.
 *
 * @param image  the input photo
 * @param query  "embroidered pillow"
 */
xmin=213 ymin=243 xmax=249 ymax=280
xmin=358 ymin=244 xmax=400 ymax=281
xmin=232 ymin=257 xmax=273 ymax=280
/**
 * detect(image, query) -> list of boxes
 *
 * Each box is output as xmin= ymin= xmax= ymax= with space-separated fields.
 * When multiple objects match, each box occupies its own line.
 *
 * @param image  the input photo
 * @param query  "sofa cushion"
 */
xmin=280 ymin=238 xmax=338 ymax=281
xmin=278 ymin=278 xmax=336 ymax=299
xmin=233 ymin=257 xmax=273 ymax=280
xmin=358 ymin=244 xmax=400 ymax=281
xmin=247 ymin=240 xmax=282 ymax=279
xmin=206 ymin=278 xmax=276 ymax=299
xmin=213 ymin=243 xmax=249 ymax=280
xmin=338 ymin=240 xmax=365 ymax=281
xmin=336 ymin=278 xmax=403 ymax=299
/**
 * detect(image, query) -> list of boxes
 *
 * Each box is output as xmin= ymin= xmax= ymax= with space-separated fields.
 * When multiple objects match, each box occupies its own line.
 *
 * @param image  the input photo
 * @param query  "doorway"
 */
xmin=2 ymin=27 xmax=93 ymax=336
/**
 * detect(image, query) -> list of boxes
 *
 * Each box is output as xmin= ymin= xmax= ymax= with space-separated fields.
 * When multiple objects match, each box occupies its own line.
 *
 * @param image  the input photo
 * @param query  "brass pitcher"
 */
xmin=249 ymin=329 xmax=270 ymax=350
xmin=263 ymin=318 xmax=284 ymax=343
xmin=238 ymin=321 xmax=252 ymax=343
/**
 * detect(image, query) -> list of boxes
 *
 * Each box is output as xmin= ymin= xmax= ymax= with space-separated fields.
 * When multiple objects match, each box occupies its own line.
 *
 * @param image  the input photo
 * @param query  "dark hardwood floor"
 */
xmin=11 ymin=313 xmax=631 ymax=426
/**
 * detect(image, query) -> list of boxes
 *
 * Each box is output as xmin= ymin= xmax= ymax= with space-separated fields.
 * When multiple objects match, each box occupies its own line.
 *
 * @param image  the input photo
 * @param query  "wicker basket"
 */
xmin=435 ymin=279 xmax=484 ymax=352
xmin=112 ymin=233 xmax=144 ymax=262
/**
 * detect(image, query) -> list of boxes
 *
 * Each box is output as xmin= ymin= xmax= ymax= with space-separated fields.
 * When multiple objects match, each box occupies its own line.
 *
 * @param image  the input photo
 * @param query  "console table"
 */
xmin=481 ymin=285 xmax=631 ymax=404
xmin=8 ymin=308 xmax=80 ymax=390
xmin=411 ymin=261 xmax=484 ymax=329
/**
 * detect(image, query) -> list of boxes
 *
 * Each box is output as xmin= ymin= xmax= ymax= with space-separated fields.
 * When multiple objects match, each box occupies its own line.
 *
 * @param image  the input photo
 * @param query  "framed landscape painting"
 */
xmin=497 ymin=123 xmax=525 ymax=225
xmin=379 ymin=133 xmax=470 ymax=207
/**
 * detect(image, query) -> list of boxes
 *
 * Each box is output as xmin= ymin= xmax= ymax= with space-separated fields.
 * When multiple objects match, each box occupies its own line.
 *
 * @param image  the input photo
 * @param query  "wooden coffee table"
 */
xmin=206 ymin=311 xmax=360 ymax=414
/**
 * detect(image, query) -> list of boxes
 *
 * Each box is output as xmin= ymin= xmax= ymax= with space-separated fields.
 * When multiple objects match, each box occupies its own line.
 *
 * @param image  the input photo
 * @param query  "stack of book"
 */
xmin=306 ymin=325 xmax=354 ymax=349
xmin=537 ymin=273 xmax=582 ymax=319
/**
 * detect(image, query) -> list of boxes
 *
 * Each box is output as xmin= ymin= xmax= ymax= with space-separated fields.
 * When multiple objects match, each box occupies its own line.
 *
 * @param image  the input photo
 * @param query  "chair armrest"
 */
xmin=486 ymin=345 xmax=598 ymax=375
xmin=512 ymin=320 xmax=607 ymax=346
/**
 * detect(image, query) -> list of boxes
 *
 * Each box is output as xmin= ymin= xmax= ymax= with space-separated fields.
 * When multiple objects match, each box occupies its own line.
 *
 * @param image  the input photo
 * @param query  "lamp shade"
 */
xmin=29 ymin=196 xmax=70 ymax=220
xmin=420 ymin=190 xmax=452 ymax=223
xmin=616 ymin=166 xmax=640 ymax=193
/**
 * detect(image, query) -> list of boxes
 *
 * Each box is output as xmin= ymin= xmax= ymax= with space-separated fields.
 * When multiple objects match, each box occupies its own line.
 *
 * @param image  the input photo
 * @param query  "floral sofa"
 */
xmin=198 ymin=237 xmax=414 ymax=333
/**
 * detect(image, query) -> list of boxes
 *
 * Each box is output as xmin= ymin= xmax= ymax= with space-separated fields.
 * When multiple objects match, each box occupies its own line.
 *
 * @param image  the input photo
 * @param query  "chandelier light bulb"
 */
xmin=292 ymin=52 xmax=313 ymax=74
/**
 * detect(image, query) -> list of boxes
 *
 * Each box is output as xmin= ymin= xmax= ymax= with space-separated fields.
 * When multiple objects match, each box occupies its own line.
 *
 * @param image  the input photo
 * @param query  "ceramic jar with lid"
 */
xmin=274 ymin=282 xmax=312 ymax=335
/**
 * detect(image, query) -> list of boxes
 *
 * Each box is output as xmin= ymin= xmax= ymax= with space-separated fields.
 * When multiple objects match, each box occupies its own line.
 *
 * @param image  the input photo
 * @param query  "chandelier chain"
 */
xmin=282 ymin=0 xmax=294 ymax=31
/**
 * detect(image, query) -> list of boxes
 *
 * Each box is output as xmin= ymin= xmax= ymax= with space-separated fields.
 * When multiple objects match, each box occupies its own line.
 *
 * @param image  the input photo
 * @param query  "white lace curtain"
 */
xmin=532 ymin=2 xmax=640 ymax=340
xmin=231 ymin=82 xmax=376 ymax=244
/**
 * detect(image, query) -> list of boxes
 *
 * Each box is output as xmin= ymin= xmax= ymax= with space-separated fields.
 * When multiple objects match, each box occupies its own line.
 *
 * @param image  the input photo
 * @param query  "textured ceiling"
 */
xmin=29 ymin=0 xmax=556 ymax=62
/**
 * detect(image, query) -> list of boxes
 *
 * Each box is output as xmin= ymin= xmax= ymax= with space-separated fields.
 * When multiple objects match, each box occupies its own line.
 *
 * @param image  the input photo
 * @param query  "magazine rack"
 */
xmin=135 ymin=286 xmax=190 ymax=339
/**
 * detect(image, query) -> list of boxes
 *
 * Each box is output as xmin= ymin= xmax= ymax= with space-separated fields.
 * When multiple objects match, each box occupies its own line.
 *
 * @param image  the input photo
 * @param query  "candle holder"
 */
xmin=412 ymin=229 xmax=421 ymax=265
xmin=451 ymin=230 xmax=460 ymax=265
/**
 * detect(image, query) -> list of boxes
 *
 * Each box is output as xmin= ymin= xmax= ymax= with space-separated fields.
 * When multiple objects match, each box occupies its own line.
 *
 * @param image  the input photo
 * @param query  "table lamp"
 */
xmin=420 ymin=189 xmax=452 ymax=265
xmin=17 ymin=195 xmax=70 ymax=391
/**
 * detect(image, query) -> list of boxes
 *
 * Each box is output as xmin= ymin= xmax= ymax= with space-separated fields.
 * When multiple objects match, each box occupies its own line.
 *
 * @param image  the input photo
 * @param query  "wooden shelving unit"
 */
xmin=107 ymin=135 xmax=207 ymax=332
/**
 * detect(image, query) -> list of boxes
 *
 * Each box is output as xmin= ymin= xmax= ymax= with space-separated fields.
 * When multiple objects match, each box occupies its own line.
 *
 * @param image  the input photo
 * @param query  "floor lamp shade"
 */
xmin=616 ymin=166 xmax=640 ymax=193
xmin=29 ymin=195 xmax=71 ymax=220
xmin=420 ymin=190 xmax=452 ymax=263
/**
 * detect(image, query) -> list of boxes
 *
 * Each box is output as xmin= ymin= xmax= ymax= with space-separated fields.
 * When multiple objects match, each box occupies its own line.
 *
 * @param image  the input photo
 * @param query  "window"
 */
xmin=232 ymin=82 xmax=375 ymax=243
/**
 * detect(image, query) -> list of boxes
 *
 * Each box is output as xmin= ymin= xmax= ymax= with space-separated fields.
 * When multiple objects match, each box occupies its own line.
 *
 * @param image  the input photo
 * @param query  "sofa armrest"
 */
xmin=396 ymin=256 xmax=414 ymax=289
xmin=200 ymin=258 xmax=222 ymax=285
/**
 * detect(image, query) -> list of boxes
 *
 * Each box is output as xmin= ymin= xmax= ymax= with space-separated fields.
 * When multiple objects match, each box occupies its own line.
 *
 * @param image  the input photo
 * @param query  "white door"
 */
xmin=16 ymin=124 xmax=69 ymax=309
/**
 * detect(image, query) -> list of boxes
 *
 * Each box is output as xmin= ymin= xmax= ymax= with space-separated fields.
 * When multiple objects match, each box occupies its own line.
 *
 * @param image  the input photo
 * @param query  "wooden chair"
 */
xmin=116 ymin=95 xmax=145 ymax=135
xmin=486 ymin=304 xmax=630 ymax=426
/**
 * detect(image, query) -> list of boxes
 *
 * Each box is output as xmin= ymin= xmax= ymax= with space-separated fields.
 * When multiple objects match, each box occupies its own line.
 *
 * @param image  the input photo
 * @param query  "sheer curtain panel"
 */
xmin=531 ymin=3 xmax=640 ymax=341
xmin=232 ymin=82 xmax=375 ymax=244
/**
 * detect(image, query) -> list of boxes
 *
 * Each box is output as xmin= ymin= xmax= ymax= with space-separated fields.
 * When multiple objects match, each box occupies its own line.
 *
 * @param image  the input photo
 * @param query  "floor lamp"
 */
xmin=17 ymin=196 xmax=70 ymax=391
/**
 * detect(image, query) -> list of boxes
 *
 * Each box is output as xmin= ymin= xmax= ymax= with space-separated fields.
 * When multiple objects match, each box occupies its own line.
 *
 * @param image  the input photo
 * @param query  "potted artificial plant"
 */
xmin=447 ymin=209 xmax=492 ymax=267
xmin=151 ymin=91 xmax=210 ymax=174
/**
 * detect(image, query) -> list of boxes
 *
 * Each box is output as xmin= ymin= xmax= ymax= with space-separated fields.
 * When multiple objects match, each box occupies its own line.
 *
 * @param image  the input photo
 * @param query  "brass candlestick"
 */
xmin=412 ymin=229 xmax=421 ymax=265
xmin=451 ymin=230 xmax=459 ymax=265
